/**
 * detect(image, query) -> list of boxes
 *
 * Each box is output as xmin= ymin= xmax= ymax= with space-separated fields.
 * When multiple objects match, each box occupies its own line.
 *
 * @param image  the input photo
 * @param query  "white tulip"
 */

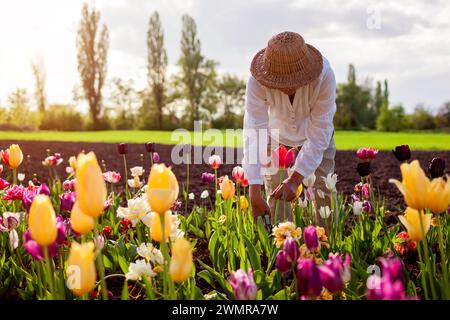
xmin=303 ymin=174 xmax=316 ymax=188
xmin=322 ymin=173 xmax=338 ymax=191
xmin=352 ymin=201 xmax=364 ymax=216
xmin=188 ymin=193 xmax=195 ymax=200
xmin=130 ymin=166 xmax=145 ymax=177
xmin=319 ymin=206 xmax=331 ymax=219
xmin=317 ymin=189 xmax=325 ymax=199
xmin=126 ymin=259 xmax=155 ymax=281
xmin=200 ymin=190 xmax=209 ymax=199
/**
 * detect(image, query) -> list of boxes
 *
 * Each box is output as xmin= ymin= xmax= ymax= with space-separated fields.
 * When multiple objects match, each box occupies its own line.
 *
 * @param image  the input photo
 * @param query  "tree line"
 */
xmin=0 ymin=3 xmax=449 ymax=132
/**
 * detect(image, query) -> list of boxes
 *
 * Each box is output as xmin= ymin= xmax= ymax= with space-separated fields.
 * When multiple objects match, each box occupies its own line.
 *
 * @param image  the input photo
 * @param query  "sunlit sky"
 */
xmin=0 ymin=0 xmax=449 ymax=113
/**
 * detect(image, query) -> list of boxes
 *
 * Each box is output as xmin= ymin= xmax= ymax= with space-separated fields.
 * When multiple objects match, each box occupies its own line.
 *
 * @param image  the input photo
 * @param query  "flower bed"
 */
xmin=0 ymin=143 xmax=449 ymax=300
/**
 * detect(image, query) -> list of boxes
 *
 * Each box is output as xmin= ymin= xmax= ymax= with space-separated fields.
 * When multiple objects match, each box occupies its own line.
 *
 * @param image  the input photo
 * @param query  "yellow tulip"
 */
xmin=66 ymin=241 xmax=97 ymax=296
xmin=220 ymin=175 xmax=235 ymax=200
xmin=426 ymin=176 xmax=450 ymax=214
xmin=239 ymin=196 xmax=249 ymax=210
xmin=71 ymin=202 xmax=95 ymax=235
xmin=398 ymin=207 xmax=432 ymax=241
xmin=146 ymin=164 xmax=179 ymax=215
xmin=69 ymin=156 xmax=77 ymax=169
xmin=8 ymin=144 xmax=23 ymax=169
xmin=150 ymin=212 xmax=171 ymax=243
xmin=296 ymin=183 xmax=303 ymax=198
xmin=29 ymin=195 xmax=57 ymax=247
xmin=169 ymin=237 xmax=193 ymax=283
xmin=389 ymin=160 xmax=430 ymax=210
xmin=75 ymin=152 xmax=106 ymax=218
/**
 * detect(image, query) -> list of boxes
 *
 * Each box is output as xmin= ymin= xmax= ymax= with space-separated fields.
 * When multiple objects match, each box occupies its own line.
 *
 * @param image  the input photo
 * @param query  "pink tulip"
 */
xmin=304 ymin=226 xmax=319 ymax=251
xmin=272 ymin=145 xmax=296 ymax=169
xmin=228 ymin=269 xmax=258 ymax=300
xmin=296 ymin=258 xmax=323 ymax=298
xmin=356 ymin=147 xmax=378 ymax=162
xmin=103 ymin=171 xmax=121 ymax=184
xmin=0 ymin=178 xmax=10 ymax=190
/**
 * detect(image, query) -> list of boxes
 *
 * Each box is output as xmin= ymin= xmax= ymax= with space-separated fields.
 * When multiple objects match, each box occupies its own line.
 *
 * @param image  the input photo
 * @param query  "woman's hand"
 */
xmin=270 ymin=171 xmax=303 ymax=202
xmin=249 ymin=185 xmax=271 ymax=218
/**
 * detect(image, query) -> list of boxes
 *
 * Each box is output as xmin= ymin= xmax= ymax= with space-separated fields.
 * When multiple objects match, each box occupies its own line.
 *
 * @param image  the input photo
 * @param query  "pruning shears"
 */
xmin=264 ymin=214 xmax=273 ymax=233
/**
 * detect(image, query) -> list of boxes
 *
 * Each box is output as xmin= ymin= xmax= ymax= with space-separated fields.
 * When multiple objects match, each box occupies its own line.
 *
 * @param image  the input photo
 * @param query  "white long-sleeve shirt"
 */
xmin=243 ymin=57 xmax=336 ymax=185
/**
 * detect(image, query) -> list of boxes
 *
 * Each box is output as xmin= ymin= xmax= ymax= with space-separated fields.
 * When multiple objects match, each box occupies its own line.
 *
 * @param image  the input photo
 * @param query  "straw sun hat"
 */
xmin=250 ymin=31 xmax=323 ymax=90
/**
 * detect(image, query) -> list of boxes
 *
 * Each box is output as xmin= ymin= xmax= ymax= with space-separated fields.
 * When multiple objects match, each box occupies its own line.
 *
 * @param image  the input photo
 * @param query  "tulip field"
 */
xmin=0 ymin=140 xmax=449 ymax=300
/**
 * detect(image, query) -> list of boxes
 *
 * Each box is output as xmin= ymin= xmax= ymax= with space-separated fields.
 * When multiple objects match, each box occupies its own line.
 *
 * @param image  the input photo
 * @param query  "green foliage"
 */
xmin=334 ymin=64 xmax=376 ymax=129
xmin=376 ymin=103 xmax=407 ymax=132
xmin=39 ymin=104 xmax=85 ymax=131
xmin=406 ymin=105 xmax=437 ymax=130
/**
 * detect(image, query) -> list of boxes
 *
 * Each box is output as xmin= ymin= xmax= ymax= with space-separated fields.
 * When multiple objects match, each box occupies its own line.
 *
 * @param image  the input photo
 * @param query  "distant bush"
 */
xmin=40 ymin=104 xmax=85 ymax=131
xmin=376 ymin=104 xmax=407 ymax=132
xmin=406 ymin=105 xmax=437 ymax=130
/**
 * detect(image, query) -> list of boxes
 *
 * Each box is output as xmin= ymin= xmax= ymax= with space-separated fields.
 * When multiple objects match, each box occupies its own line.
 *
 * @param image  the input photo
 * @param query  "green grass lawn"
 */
xmin=1 ymin=130 xmax=449 ymax=150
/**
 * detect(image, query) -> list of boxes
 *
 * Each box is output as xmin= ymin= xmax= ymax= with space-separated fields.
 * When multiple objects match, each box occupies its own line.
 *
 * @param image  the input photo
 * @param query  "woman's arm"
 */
xmin=243 ymin=76 xmax=271 ymax=217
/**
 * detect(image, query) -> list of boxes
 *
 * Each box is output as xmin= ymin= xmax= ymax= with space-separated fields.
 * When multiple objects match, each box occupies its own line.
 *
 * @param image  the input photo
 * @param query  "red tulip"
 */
xmin=272 ymin=145 xmax=296 ymax=169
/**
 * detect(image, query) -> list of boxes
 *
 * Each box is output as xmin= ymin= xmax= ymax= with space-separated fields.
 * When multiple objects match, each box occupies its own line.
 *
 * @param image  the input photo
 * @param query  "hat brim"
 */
xmin=250 ymin=43 xmax=323 ymax=90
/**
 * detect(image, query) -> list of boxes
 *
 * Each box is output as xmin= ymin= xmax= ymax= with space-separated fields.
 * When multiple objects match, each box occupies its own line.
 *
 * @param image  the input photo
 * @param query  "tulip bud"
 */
xmin=29 ymin=195 xmax=57 ymax=247
xmin=67 ymin=242 xmax=97 ymax=296
xmin=149 ymin=212 xmax=171 ymax=242
xmin=68 ymin=156 xmax=78 ymax=169
xmin=117 ymin=143 xmax=128 ymax=155
xmin=275 ymin=251 xmax=291 ymax=273
xmin=152 ymin=152 xmax=160 ymax=163
xmin=356 ymin=162 xmax=371 ymax=177
xmin=283 ymin=237 xmax=300 ymax=262
xmin=8 ymin=144 xmax=23 ymax=169
xmin=169 ymin=237 xmax=193 ymax=283
xmin=145 ymin=142 xmax=155 ymax=153
xmin=71 ymin=202 xmax=95 ymax=235
xmin=303 ymin=226 xmax=319 ymax=251
xmin=220 ymin=175 xmax=235 ymax=200
xmin=208 ymin=155 xmax=221 ymax=169
xmin=75 ymin=152 xmax=107 ymax=218
xmin=392 ymin=145 xmax=411 ymax=162
xmin=228 ymin=269 xmax=258 ymax=300
xmin=239 ymin=196 xmax=249 ymax=210
xmin=426 ymin=176 xmax=450 ymax=214
xmin=146 ymin=164 xmax=179 ymax=215
xmin=428 ymin=157 xmax=445 ymax=179
xmin=296 ymin=258 xmax=322 ymax=298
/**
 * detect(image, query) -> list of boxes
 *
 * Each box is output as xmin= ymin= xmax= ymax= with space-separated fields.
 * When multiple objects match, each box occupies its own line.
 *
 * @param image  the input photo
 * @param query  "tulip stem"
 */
xmin=12 ymin=168 xmax=17 ymax=185
xmin=43 ymin=246 xmax=56 ymax=299
xmin=437 ymin=216 xmax=449 ymax=299
xmin=418 ymin=210 xmax=437 ymax=299
xmin=94 ymin=220 xmax=108 ymax=300
xmin=123 ymin=155 xmax=129 ymax=199
xmin=185 ymin=161 xmax=189 ymax=216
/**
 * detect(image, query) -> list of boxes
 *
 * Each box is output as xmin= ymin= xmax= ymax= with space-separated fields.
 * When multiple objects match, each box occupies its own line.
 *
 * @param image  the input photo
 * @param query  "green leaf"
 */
xmin=243 ymin=234 xmax=262 ymax=271
xmin=198 ymin=260 xmax=233 ymax=298
xmin=121 ymin=280 xmax=129 ymax=300
xmin=118 ymin=255 xmax=129 ymax=274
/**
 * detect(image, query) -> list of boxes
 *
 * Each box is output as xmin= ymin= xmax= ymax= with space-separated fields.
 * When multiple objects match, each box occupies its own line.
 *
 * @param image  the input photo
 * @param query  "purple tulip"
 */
xmin=60 ymin=191 xmax=76 ymax=213
xmin=145 ymin=142 xmax=155 ymax=153
xmin=379 ymin=257 xmax=404 ymax=283
xmin=392 ymin=145 xmax=411 ymax=162
xmin=275 ymin=251 xmax=291 ymax=273
xmin=367 ymin=257 xmax=415 ymax=300
xmin=228 ymin=269 xmax=258 ymax=300
xmin=428 ymin=157 xmax=445 ymax=179
xmin=303 ymin=226 xmax=319 ymax=251
xmin=22 ymin=188 xmax=35 ymax=212
xmin=37 ymin=183 xmax=50 ymax=196
xmin=319 ymin=253 xmax=351 ymax=294
xmin=356 ymin=162 xmax=371 ymax=177
xmin=201 ymin=172 xmax=215 ymax=184
xmin=296 ymin=258 xmax=323 ymax=298
xmin=117 ymin=143 xmax=128 ymax=155
xmin=283 ymin=237 xmax=299 ymax=262
xmin=23 ymin=230 xmax=58 ymax=260
xmin=152 ymin=152 xmax=160 ymax=163
xmin=23 ymin=216 xmax=66 ymax=261
xmin=363 ymin=200 xmax=372 ymax=213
